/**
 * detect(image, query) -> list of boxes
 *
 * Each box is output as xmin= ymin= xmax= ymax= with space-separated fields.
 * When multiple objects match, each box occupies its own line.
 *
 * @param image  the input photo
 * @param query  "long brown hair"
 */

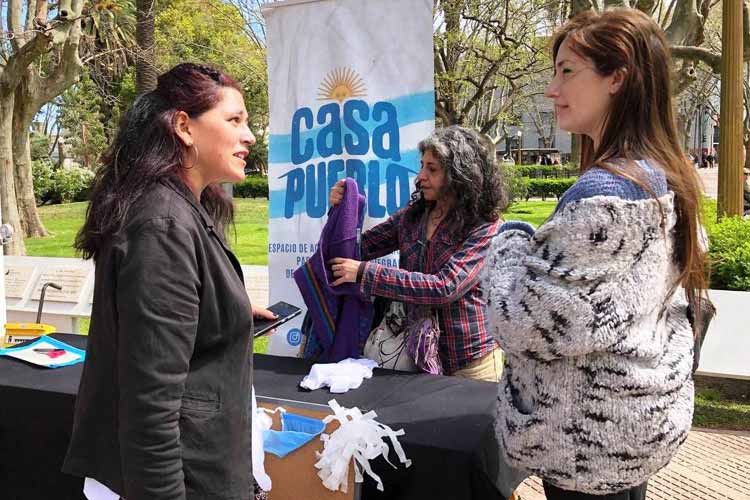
xmin=552 ymin=8 xmax=707 ymax=310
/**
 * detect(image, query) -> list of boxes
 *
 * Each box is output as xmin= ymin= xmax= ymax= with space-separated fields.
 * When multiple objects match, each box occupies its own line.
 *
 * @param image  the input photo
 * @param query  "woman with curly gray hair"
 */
xmin=329 ymin=125 xmax=507 ymax=381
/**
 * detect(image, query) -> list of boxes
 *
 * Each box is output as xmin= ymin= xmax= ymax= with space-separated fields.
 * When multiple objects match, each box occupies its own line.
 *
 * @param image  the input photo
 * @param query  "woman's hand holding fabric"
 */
xmin=329 ymin=179 xmax=345 ymax=207
xmin=329 ymin=257 xmax=361 ymax=286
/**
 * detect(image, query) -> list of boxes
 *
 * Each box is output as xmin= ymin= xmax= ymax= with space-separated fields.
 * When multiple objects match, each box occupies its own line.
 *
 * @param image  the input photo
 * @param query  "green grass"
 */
xmin=26 ymin=197 xmax=719 ymax=261
xmin=228 ymin=199 xmax=269 ymax=265
xmin=25 ymin=202 xmax=89 ymax=257
xmin=694 ymin=388 xmax=750 ymax=431
xmin=255 ymin=335 xmax=269 ymax=354
xmin=26 ymin=199 xmax=270 ymax=265
xmin=504 ymin=200 xmax=556 ymax=227
xmin=27 ymin=199 xmax=558 ymax=262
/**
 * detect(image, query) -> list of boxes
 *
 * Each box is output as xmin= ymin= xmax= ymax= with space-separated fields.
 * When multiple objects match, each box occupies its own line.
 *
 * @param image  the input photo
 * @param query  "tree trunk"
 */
xmin=435 ymin=0 xmax=464 ymax=126
xmin=718 ymin=0 xmax=745 ymax=218
xmin=136 ymin=0 xmax=157 ymax=93
xmin=8 ymin=1 xmax=83 ymax=239
xmin=13 ymin=82 xmax=48 ymax=238
xmin=674 ymin=107 xmax=692 ymax=151
xmin=0 ymin=93 xmax=26 ymax=255
xmin=58 ymin=139 xmax=67 ymax=169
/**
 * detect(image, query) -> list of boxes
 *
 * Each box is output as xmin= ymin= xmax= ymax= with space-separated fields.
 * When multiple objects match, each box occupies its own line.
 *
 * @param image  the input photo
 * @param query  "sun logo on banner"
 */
xmin=317 ymin=67 xmax=367 ymax=102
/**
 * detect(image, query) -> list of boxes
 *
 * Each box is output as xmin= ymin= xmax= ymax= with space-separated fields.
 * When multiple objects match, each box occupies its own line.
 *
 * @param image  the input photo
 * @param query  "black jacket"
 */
xmin=63 ymin=178 xmax=254 ymax=500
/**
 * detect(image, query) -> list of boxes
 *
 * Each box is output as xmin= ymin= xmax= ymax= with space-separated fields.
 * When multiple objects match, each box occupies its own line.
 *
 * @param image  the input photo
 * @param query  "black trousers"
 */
xmin=543 ymin=481 xmax=647 ymax=500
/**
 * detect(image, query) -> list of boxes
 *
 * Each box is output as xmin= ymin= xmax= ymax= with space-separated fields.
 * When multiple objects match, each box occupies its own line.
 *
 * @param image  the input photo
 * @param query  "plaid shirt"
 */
xmin=359 ymin=208 xmax=501 ymax=374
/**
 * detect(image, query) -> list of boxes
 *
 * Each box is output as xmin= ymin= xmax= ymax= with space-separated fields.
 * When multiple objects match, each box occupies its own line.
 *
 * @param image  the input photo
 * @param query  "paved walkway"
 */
xmin=243 ymin=265 xmax=269 ymax=308
xmin=515 ymin=428 xmax=750 ymax=500
xmin=698 ymin=167 xmax=718 ymax=199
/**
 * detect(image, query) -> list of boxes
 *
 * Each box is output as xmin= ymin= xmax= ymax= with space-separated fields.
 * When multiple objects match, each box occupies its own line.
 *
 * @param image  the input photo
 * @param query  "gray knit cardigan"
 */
xmin=482 ymin=192 xmax=694 ymax=494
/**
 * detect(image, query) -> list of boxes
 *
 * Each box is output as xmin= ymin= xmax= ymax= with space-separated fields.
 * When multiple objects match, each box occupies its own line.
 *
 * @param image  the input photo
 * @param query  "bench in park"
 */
xmin=3 ymin=256 xmax=269 ymax=335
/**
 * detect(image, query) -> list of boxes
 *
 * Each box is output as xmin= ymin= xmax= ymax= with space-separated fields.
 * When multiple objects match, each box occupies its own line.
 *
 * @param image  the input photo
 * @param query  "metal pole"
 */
xmin=517 ymin=132 xmax=522 ymax=166
xmin=717 ymin=0 xmax=744 ymax=218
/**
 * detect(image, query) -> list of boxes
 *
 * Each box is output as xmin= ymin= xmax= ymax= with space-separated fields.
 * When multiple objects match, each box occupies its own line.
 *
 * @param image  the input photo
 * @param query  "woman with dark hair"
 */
xmin=63 ymin=62 xmax=274 ymax=500
xmin=328 ymin=125 xmax=507 ymax=382
xmin=482 ymin=8 xmax=707 ymax=500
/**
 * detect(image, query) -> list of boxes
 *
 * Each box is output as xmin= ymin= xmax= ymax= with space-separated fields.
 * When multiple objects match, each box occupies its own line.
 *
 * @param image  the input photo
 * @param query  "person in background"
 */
xmin=328 ymin=126 xmax=507 ymax=382
xmin=482 ymin=9 xmax=706 ymax=500
xmin=63 ymin=63 xmax=275 ymax=500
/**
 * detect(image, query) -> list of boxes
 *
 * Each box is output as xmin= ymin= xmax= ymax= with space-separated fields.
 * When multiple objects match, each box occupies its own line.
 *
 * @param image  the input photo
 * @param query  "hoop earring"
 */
xmin=113 ymin=145 xmax=124 ymax=179
xmin=184 ymin=143 xmax=200 ymax=170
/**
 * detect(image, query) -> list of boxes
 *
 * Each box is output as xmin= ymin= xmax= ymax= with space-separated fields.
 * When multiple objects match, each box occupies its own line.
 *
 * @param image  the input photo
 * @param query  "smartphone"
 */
xmin=253 ymin=301 xmax=302 ymax=337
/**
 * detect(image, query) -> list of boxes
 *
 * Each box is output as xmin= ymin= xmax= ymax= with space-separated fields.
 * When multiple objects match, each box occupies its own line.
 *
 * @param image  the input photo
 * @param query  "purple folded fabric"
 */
xmin=293 ymin=178 xmax=373 ymax=362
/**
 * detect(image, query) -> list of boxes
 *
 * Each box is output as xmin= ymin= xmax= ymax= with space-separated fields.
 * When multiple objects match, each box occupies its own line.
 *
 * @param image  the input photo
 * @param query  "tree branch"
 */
xmin=8 ymin=0 xmax=24 ymax=51
xmin=664 ymin=0 xmax=702 ymax=47
xmin=82 ymin=47 xmax=129 ymax=65
xmin=670 ymin=45 xmax=721 ymax=73
xmin=479 ymin=92 xmax=516 ymax=136
xmin=459 ymin=58 xmax=501 ymax=119
xmin=435 ymin=100 xmax=451 ymax=126
xmin=633 ymin=0 xmax=659 ymax=16
xmin=0 ymin=32 xmax=49 ymax=96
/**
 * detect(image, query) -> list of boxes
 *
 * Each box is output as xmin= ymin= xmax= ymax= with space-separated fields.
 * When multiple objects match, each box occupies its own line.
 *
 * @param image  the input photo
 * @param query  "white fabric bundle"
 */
xmin=314 ymin=399 xmax=411 ymax=493
xmin=300 ymin=358 xmax=379 ymax=393
xmin=251 ymin=387 xmax=274 ymax=491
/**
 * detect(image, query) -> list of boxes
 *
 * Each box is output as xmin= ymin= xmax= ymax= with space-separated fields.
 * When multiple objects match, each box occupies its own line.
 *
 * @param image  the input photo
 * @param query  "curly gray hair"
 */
xmin=408 ymin=126 xmax=506 ymax=238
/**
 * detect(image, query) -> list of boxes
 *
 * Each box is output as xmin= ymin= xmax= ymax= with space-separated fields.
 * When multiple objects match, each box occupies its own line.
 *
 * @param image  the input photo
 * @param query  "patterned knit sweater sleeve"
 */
xmin=482 ymin=161 xmax=694 ymax=494
xmin=486 ymin=162 xmax=669 ymax=360
xmin=555 ymin=162 xmax=668 ymax=212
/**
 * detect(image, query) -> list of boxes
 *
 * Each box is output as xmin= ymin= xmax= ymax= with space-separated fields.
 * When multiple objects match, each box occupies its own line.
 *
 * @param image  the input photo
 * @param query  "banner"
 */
xmin=262 ymin=0 xmax=435 ymax=356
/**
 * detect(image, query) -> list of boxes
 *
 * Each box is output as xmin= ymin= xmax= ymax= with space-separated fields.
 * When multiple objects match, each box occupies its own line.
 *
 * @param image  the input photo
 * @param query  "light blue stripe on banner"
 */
xmin=268 ymin=149 xmax=421 ymax=219
xmin=268 ymin=91 xmax=434 ymax=164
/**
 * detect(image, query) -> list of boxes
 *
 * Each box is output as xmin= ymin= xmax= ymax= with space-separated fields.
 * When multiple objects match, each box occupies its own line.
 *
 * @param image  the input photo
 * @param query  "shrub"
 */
xmin=707 ymin=216 xmax=750 ymax=291
xmin=525 ymin=177 xmax=577 ymax=200
xmin=32 ymin=159 xmax=56 ymax=205
xmin=53 ymin=166 xmax=95 ymax=203
xmin=235 ymin=175 xmax=269 ymax=199
xmin=30 ymin=133 xmax=52 ymax=162
xmin=498 ymin=164 xmax=529 ymax=206
xmin=500 ymin=165 xmax=579 ymax=204
xmin=33 ymin=161 xmax=94 ymax=205
xmin=514 ymin=164 xmax=580 ymax=178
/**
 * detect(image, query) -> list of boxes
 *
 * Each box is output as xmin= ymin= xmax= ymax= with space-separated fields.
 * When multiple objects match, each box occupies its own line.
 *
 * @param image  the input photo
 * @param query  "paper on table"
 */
xmin=0 ymin=337 xmax=85 ymax=368
xmin=83 ymin=478 xmax=119 ymax=500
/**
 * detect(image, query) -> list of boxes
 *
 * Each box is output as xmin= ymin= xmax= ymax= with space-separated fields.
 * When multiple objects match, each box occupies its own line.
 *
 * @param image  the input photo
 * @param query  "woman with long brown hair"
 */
xmin=482 ymin=8 xmax=706 ymax=499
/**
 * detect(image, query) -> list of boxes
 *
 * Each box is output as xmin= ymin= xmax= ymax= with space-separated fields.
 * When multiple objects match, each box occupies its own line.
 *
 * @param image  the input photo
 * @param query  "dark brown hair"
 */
xmin=552 ymin=8 xmax=707 ymax=312
xmin=76 ymin=63 xmax=243 ymax=260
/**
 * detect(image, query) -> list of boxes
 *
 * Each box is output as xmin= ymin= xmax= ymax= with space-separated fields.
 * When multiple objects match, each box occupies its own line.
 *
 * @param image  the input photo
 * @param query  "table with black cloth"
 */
xmin=0 ymin=334 xmax=525 ymax=500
